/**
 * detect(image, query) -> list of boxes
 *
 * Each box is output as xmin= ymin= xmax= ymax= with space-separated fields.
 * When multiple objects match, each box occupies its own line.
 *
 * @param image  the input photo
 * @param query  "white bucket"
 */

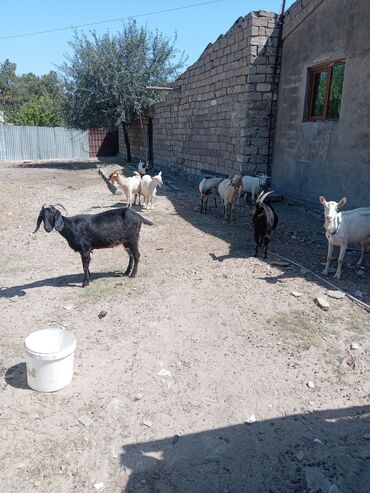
xmin=24 ymin=329 xmax=76 ymax=392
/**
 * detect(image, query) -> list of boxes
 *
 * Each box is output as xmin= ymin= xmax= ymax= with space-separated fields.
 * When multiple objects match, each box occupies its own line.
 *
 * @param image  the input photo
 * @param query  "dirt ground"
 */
xmin=0 ymin=160 xmax=369 ymax=493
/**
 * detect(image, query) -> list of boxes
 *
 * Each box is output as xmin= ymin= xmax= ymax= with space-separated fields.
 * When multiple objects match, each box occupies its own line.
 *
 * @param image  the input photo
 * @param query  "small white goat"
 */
xmin=141 ymin=171 xmax=163 ymax=209
xmin=320 ymin=196 xmax=370 ymax=279
xmin=109 ymin=170 xmax=142 ymax=208
xmin=218 ymin=175 xmax=242 ymax=222
xmin=138 ymin=160 xmax=149 ymax=177
xmin=240 ymin=174 xmax=269 ymax=204
xmin=199 ymin=176 xmax=223 ymax=213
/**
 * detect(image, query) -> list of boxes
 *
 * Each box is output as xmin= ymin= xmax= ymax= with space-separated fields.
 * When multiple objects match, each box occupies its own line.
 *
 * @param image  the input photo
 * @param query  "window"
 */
xmin=307 ymin=61 xmax=345 ymax=121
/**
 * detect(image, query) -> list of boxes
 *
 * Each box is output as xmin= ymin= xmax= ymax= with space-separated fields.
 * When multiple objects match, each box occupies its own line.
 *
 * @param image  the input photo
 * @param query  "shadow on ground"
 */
xmin=18 ymin=161 xmax=99 ymax=171
xmin=120 ymin=404 xmax=370 ymax=492
xmin=139 ymin=164 xmax=369 ymax=304
xmin=5 ymin=363 xmax=30 ymax=390
xmin=0 ymin=271 xmax=127 ymax=298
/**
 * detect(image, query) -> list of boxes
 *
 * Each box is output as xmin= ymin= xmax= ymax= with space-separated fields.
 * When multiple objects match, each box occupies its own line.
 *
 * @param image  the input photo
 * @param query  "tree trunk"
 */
xmin=122 ymin=122 xmax=131 ymax=162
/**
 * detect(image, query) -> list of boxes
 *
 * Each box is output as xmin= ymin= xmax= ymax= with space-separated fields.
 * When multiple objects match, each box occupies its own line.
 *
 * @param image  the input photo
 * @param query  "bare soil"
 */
xmin=0 ymin=160 xmax=369 ymax=493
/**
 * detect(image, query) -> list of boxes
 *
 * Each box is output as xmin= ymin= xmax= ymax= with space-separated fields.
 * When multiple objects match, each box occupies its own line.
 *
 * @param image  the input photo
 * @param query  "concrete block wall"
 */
xmin=119 ymin=10 xmax=279 ymax=179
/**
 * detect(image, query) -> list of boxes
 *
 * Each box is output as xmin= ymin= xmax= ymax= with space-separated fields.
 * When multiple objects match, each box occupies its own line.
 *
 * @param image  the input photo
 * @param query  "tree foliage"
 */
xmin=0 ymin=59 xmax=65 ymax=126
xmin=59 ymin=20 xmax=186 ymax=129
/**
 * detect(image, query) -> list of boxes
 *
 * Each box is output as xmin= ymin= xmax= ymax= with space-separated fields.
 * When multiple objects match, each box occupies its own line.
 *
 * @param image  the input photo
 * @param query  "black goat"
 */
xmin=33 ymin=204 xmax=152 ymax=287
xmin=252 ymin=191 xmax=278 ymax=258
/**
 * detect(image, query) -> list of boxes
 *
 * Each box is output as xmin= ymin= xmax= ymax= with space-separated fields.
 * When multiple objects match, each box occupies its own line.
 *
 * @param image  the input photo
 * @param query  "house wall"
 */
xmin=119 ymin=11 xmax=279 ymax=178
xmin=271 ymin=0 xmax=370 ymax=208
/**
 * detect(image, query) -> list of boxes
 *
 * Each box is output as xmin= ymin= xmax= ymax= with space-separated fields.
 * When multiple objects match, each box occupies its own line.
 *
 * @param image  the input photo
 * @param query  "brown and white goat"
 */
xmin=109 ymin=170 xmax=142 ymax=208
xmin=218 ymin=175 xmax=242 ymax=221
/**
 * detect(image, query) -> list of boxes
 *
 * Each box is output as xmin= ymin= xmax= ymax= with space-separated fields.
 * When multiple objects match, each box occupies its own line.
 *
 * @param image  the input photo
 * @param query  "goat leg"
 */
xmin=125 ymin=243 xmax=140 ymax=277
xmin=80 ymin=251 xmax=91 ymax=288
xmin=213 ymin=193 xmax=217 ymax=209
xmin=123 ymin=250 xmax=134 ymax=276
xmin=263 ymin=238 xmax=269 ymax=259
xmin=334 ymin=241 xmax=348 ymax=279
xmin=357 ymin=239 xmax=369 ymax=267
xmin=322 ymin=242 xmax=334 ymax=276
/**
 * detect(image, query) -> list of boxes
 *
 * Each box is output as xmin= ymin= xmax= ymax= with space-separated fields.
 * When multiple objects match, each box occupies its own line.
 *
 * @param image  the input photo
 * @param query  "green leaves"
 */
xmin=0 ymin=60 xmax=65 ymax=126
xmin=59 ymin=20 xmax=187 ymax=129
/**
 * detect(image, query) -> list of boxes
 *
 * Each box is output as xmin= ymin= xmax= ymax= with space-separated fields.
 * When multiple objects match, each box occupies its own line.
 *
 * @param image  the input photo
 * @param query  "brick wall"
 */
xmin=119 ymin=10 xmax=279 ymax=178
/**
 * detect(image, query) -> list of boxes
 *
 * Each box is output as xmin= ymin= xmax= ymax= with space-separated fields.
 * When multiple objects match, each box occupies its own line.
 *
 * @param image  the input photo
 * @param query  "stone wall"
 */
xmin=119 ymin=10 xmax=279 ymax=178
xmin=118 ymin=120 xmax=150 ymax=163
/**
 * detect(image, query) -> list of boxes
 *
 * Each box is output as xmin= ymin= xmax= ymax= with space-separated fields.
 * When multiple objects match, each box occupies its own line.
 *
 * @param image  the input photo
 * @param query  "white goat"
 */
xmin=199 ymin=176 xmax=223 ymax=213
xmin=138 ymin=160 xmax=149 ymax=177
xmin=109 ymin=170 xmax=142 ymax=208
xmin=320 ymin=196 xmax=370 ymax=279
xmin=240 ymin=174 xmax=269 ymax=204
xmin=141 ymin=171 xmax=163 ymax=209
xmin=218 ymin=175 xmax=242 ymax=222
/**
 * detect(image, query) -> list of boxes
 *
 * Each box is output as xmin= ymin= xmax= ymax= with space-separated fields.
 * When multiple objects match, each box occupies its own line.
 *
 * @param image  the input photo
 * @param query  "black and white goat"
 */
xmin=252 ymin=191 xmax=278 ymax=258
xmin=138 ymin=160 xmax=149 ymax=177
xmin=199 ymin=176 xmax=223 ymax=213
xmin=33 ymin=204 xmax=152 ymax=287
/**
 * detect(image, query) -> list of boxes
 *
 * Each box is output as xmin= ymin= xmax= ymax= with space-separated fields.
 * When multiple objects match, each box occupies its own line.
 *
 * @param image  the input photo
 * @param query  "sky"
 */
xmin=1 ymin=0 xmax=295 ymax=76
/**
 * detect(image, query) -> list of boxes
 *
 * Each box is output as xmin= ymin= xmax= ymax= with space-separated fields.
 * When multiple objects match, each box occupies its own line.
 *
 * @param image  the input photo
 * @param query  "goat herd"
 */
xmin=33 ymin=162 xmax=370 ymax=288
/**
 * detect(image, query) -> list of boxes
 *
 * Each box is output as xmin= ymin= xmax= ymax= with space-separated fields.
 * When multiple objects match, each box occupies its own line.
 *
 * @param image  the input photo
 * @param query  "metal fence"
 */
xmin=0 ymin=125 xmax=90 ymax=161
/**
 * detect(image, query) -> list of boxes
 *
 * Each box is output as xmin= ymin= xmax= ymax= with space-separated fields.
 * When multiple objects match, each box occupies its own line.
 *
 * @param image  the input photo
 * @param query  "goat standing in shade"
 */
xmin=199 ymin=176 xmax=223 ymax=213
xmin=138 ymin=160 xmax=149 ymax=177
xmin=240 ymin=174 xmax=269 ymax=204
xmin=320 ymin=196 xmax=370 ymax=279
xmin=33 ymin=204 xmax=152 ymax=287
xmin=252 ymin=191 xmax=278 ymax=258
xmin=218 ymin=175 xmax=242 ymax=222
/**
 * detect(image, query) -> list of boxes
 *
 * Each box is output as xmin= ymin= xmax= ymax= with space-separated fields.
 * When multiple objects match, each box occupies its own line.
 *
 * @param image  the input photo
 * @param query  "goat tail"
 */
xmin=137 ymin=213 xmax=153 ymax=226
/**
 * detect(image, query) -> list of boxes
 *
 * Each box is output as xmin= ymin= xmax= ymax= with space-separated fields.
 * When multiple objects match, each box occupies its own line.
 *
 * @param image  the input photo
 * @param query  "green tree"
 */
xmin=0 ymin=60 xmax=66 ymax=126
xmin=59 ymin=20 xmax=186 ymax=160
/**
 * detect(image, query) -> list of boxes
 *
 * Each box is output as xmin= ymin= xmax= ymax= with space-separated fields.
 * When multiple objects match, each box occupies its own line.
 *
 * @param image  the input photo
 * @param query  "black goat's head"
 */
xmin=251 ymin=191 xmax=274 ymax=217
xmin=33 ymin=204 xmax=65 ymax=233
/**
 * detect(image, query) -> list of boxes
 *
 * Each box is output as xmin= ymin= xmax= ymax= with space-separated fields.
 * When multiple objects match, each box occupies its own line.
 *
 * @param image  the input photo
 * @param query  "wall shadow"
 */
xmin=18 ymin=161 xmax=99 ymax=171
xmin=156 ymin=171 xmax=369 ymax=304
xmin=120 ymin=404 xmax=370 ymax=492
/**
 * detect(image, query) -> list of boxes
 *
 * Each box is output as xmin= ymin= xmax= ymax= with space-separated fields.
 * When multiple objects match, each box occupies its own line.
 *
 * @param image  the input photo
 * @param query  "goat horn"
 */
xmin=258 ymin=191 xmax=274 ymax=203
xmin=54 ymin=203 xmax=67 ymax=214
xmin=109 ymin=169 xmax=122 ymax=178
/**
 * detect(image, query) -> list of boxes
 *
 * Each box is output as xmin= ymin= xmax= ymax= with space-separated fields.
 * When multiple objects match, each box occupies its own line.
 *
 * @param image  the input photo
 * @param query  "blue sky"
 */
xmin=1 ymin=0 xmax=295 ymax=76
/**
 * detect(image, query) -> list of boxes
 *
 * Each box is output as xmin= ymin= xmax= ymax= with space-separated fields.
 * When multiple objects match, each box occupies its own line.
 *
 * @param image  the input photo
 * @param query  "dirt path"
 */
xmin=0 ymin=161 xmax=369 ymax=493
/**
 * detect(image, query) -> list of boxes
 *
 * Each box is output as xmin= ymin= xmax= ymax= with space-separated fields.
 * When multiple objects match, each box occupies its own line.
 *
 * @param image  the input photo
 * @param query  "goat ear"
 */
xmin=33 ymin=211 xmax=44 ymax=233
xmin=54 ymin=211 xmax=64 ymax=231
xmin=319 ymin=196 xmax=327 ymax=205
xmin=338 ymin=197 xmax=347 ymax=208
